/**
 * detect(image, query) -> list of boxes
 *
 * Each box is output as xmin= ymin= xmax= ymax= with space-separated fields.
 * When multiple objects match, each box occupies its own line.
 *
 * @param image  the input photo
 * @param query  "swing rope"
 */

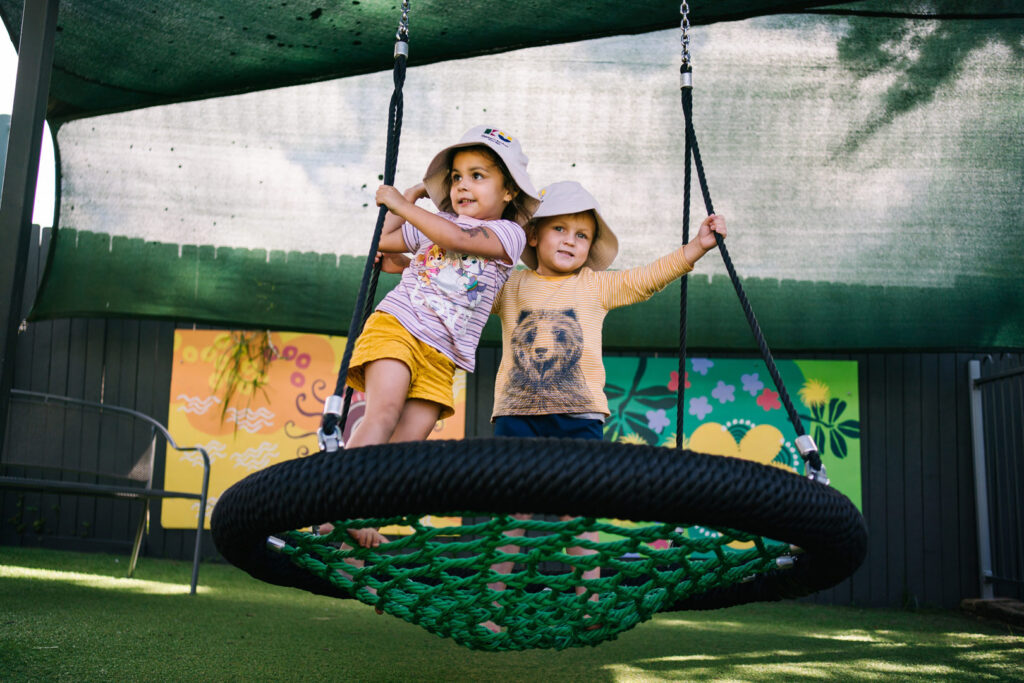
xmin=319 ymin=1 xmax=411 ymax=451
xmin=676 ymin=11 xmax=825 ymax=477
xmin=676 ymin=5 xmax=693 ymax=449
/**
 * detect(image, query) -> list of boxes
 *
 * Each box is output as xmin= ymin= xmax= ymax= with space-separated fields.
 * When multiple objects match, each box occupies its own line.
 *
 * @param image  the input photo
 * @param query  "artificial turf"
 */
xmin=1 ymin=546 xmax=1021 ymax=681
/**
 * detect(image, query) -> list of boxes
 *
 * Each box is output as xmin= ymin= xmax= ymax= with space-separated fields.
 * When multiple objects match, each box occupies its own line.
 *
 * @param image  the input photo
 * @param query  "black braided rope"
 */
xmin=323 ymin=53 xmax=408 ymax=439
xmin=677 ymin=81 xmax=693 ymax=450
xmin=211 ymin=438 xmax=867 ymax=610
xmin=680 ymin=85 xmax=822 ymax=473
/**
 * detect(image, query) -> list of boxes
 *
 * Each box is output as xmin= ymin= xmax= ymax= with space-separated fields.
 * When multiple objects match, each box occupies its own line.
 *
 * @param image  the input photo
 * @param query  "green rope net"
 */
xmin=274 ymin=515 xmax=796 ymax=651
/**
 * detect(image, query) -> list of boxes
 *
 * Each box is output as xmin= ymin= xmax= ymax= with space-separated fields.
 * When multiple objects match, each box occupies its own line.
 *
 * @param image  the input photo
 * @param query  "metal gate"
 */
xmin=969 ymin=356 xmax=1024 ymax=600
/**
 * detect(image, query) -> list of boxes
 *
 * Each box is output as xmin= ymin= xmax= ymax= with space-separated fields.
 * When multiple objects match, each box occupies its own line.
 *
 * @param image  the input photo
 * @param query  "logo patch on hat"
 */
xmin=482 ymin=128 xmax=513 ymax=147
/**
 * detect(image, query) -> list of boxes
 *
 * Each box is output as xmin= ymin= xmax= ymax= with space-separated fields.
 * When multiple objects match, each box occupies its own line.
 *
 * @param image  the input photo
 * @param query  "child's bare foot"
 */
xmin=348 ymin=526 xmax=386 ymax=548
xmin=318 ymin=525 xmax=386 ymax=614
xmin=479 ymin=601 xmax=505 ymax=634
xmin=479 ymin=619 xmax=502 ymax=633
xmin=573 ymin=589 xmax=601 ymax=630
xmin=341 ymin=530 xmax=385 ymax=612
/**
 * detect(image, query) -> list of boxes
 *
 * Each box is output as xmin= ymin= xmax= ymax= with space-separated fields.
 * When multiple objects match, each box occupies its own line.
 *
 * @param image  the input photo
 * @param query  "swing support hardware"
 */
xmin=210 ymin=0 xmax=867 ymax=653
xmin=318 ymin=394 xmax=344 ymax=452
xmin=395 ymin=0 xmax=410 ymax=41
xmin=394 ymin=0 xmax=411 ymax=57
xmin=796 ymin=434 xmax=829 ymax=484
xmin=680 ymin=1 xmax=692 ymax=88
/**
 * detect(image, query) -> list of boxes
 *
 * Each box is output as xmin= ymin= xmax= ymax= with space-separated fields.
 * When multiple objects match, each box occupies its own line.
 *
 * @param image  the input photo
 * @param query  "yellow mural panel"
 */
xmin=162 ymin=329 xmax=465 ymax=530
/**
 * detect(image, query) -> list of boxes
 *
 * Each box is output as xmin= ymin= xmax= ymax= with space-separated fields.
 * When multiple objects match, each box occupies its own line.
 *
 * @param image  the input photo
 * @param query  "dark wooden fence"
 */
xmin=0 ymin=226 xmax=207 ymax=562
xmin=3 ymin=226 xmax=1021 ymax=610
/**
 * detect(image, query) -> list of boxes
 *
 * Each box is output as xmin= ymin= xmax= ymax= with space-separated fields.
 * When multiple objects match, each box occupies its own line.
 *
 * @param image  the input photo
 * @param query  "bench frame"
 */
xmin=1 ymin=389 xmax=210 ymax=594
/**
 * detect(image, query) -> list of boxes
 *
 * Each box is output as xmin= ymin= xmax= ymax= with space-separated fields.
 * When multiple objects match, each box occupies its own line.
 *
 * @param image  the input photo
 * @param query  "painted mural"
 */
xmin=601 ymin=356 xmax=861 ymax=549
xmin=162 ymin=329 xmax=465 ymax=529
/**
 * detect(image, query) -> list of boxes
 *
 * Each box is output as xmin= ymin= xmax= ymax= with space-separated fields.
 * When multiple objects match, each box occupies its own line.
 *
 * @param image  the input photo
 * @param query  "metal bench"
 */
xmin=1 ymin=389 xmax=210 ymax=594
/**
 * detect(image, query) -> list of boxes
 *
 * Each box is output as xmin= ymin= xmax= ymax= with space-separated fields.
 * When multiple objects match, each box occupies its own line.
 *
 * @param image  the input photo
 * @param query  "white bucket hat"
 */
xmin=522 ymin=181 xmax=620 ymax=271
xmin=422 ymin=125 xmax=540 ymax=226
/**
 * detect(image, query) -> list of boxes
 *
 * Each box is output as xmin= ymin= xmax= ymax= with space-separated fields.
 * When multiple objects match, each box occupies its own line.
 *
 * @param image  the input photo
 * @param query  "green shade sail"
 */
xmin=5 ymin=2 xmax=1022 ymax=350
xmin=0 ymin=0 xmax=855 ymax=123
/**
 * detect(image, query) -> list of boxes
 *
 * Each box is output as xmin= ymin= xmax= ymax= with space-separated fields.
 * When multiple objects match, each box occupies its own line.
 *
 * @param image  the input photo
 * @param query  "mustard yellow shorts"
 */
xmin=346 ymin=311 xmax=456 ymax=420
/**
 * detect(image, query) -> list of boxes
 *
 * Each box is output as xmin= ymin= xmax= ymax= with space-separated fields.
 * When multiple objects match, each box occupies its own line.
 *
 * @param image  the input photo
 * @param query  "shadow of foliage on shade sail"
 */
xmin=832 ymin=0 xmax=1024 ymax=155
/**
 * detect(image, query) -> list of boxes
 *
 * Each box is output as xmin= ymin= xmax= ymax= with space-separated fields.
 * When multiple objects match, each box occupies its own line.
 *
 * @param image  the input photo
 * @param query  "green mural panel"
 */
xmin=603 ymin=356 xmax=861 ymax=511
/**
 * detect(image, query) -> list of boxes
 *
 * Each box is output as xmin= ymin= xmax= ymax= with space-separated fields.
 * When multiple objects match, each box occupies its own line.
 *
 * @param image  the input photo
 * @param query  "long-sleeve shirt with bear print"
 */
xmin=491 ymin=245 xmax=694 ymax=420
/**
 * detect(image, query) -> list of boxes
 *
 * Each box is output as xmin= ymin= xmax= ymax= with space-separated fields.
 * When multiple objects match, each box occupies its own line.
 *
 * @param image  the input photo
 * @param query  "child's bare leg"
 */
xmin=340 ymin=358 xmax=415 ymax=546
xmin=346 ymin=358 xmax=412 ymax=448
xmin=389 ymin=398 xmax=443 ymax=444
xmin=561 ymin=516 xmax=600 ymax=598
xmin=319 ymin=358 xmax=411 ymax=598
xmin=489 ymin=520 xmax=528 ymax=591
xmin=562 ymin=520 xmax=600 ymax=629
xmin=480 ymin=514 xmax=529 ymax=633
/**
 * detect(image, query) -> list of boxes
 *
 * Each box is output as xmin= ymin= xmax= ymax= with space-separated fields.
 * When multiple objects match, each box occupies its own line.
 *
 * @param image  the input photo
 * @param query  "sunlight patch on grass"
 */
xmin=637 ymin=654 xmax=718 ymax=663
xmin=855 ymin=660 xmax=959 ymax=675
xmin=655 ymin=618 xmax=745 ymax=629
xmin=960 ymin=649 xmax=1024 ymax=663
xmin=603 ymin=662 xmax=661 ymax=680
xmin=807 ymin=630 xmax=882 ymax=643
xmin=735 ymin=662 xmax=834 ymax=678
xmin=943 ymin=632 xmax=1022 ymax=644
xmin=0 ymin=564 xmax=198 ymax=595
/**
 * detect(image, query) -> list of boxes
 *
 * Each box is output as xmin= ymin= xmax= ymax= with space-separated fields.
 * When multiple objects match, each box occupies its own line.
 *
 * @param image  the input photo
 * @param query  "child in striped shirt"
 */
xmin=322 ymin=125 xmax=539 ymax=550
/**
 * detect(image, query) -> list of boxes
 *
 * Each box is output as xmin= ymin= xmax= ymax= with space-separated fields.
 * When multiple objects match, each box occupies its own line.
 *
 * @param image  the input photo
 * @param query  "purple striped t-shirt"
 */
xmin=376 ymin=212 xmax=525 ymax=371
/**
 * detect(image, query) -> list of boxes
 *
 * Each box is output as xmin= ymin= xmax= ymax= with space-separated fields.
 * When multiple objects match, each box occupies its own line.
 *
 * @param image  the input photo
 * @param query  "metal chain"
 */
xmin=396 ymin=0 xmax=411 ymax=41
xmin=680 ymin=2 xmax=691 ymax=68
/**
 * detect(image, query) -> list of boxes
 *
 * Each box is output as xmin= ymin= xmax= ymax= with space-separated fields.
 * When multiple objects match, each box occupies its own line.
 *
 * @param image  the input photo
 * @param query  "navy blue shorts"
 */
xmin=493 ymin=414 xmax=604 ymax=441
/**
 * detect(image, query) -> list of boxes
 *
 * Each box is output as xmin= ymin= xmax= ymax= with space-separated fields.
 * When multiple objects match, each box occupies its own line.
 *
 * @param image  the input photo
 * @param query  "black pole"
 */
xmin=0 ymin=0 xmax=59 ymax=452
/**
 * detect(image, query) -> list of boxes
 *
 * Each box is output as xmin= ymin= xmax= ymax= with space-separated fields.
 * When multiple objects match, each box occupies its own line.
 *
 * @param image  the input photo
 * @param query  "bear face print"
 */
xmin=500 ymin=308 xmax=590 ymax=413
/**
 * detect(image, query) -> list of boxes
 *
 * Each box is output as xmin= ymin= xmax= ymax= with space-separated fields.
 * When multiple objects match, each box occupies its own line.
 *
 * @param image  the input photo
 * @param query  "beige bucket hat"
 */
xmin=521 ymin=181 xmax=619 ymax=271
xmin=422 ymin=125 xmax=540 ymax=226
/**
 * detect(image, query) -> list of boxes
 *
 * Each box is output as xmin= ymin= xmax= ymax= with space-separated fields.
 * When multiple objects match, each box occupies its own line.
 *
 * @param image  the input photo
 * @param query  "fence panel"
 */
xmin=970 ymin=355 xmax=1024 ymax=600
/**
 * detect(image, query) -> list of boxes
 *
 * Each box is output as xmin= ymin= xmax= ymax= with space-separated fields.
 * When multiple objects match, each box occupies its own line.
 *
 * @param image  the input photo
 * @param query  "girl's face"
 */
xmin=448 ymin=149 xmax=514 ymax=222
xmin=529 ymin=211 xmax=597 ymax=276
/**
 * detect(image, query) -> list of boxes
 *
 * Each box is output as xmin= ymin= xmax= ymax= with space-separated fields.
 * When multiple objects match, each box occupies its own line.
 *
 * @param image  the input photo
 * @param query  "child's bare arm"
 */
xmin=375 ymin=184 xmax=511 ymax=261
xmin=376 ymin=184 xmax=429 ymax=253
xmin=601 ymin=214 xmax=729 ymax=309
xmin=375 ymin=251 xmax=411 ymax=274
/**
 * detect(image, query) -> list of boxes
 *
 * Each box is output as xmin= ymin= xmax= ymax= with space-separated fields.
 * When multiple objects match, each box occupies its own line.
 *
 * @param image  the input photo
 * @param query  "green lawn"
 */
xmin=1 ymin=546 xmax=1021 ymax=681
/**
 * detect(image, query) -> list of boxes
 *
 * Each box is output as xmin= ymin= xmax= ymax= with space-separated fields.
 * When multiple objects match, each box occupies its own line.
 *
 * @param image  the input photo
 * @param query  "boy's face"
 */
xmin=529 ymin=211 xmax=597 ymax=276
xmin=448 ymin=149 xmax=513 ymax=221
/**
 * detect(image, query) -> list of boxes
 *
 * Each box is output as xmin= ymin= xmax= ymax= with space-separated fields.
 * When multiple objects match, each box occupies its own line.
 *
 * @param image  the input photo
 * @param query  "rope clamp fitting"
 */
xmin=394 ymin=40 xmax=409 ymax=59
xmin=776 ymin=555 xmax=796 ymax=569
xmin=681 ymin=70 xmax=692 ymax=89
xmin=795 ymin=434 xmax=830 ymax=484
xmin=807 ymin=464 xmax=830 ymax=486
xmin=323 ymin=394 xmax=343 ymax=416
xmin=795 ymin=434 xmax=817 ymax=457
xmin=318 ymin=426 xmax=342 ymax=453
xmin=320 ymin=394 xmax=344 ymax=452
xmin=266 ymin=535 xmax=287 ymax=552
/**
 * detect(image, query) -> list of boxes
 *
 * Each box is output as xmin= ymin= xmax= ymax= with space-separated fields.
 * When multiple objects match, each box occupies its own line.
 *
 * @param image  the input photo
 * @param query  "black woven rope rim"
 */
xmin=212 ymin=438 xmax=867 ymax=611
